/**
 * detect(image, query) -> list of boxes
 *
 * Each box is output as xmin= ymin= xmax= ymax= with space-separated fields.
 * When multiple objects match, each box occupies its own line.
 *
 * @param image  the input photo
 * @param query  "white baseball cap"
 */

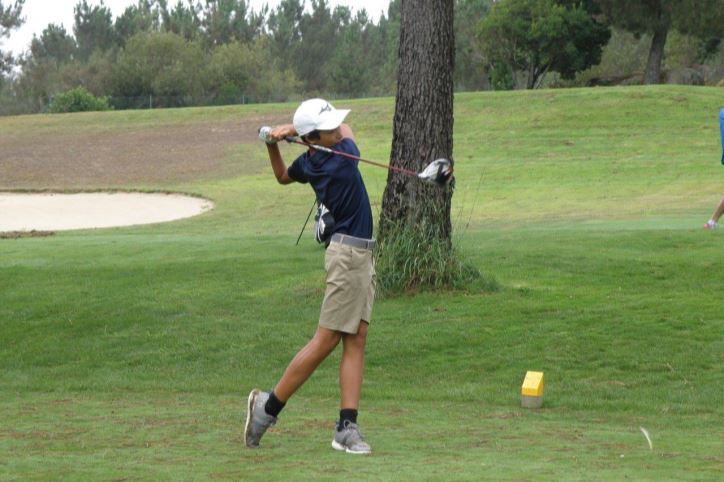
xmin=293 ymin=98 xmax=350 ymax=137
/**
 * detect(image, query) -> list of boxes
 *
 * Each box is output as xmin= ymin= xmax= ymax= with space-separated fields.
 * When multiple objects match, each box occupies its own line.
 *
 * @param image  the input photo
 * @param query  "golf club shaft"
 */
xmin=295 ymin=196 xmax=317 ymax=246
xmin=284 ymin=137 xmax=419 ymax=177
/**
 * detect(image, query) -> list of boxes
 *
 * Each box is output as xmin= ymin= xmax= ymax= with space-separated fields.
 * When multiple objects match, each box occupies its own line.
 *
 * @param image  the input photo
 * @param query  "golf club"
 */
xmin=283 ymin=136 xmax=453 ymax=186
xmin=295 ymin=197 xmax=318 ymax=246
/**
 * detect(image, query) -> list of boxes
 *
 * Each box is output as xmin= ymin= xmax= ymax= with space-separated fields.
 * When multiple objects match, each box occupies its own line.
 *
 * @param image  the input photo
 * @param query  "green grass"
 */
xmin=1 ymin=86 xmax=722 ymax=480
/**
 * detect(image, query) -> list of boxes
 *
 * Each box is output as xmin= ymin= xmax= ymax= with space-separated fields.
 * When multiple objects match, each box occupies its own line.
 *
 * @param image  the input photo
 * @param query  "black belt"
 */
xmin=330 ymin=233 xmax=376 ymax=251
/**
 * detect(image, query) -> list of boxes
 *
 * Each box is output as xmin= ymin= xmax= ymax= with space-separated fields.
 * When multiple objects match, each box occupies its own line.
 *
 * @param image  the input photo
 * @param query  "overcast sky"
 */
xmin=3 ymin=0 xmax=391 ymax=56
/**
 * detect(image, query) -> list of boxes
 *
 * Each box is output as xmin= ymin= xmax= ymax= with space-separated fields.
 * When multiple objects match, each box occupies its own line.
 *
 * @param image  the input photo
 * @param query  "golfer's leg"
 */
xmin=339 ymin=321 xmax=368 ymax=409
xmin=273 ymin=326 xmax=342 ymax=402
xmin=711 ymin=196 xmax=724 ymax=222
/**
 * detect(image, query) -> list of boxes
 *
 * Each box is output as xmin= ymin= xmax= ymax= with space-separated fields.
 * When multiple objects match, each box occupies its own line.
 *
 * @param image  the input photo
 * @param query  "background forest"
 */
xmin=1 ymin=0 xmax=723 ymax=114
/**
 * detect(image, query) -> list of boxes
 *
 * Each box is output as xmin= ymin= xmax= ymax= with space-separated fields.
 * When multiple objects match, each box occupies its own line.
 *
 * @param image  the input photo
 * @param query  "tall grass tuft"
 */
xmin=374 ymin=220 xmax=498 ymax=296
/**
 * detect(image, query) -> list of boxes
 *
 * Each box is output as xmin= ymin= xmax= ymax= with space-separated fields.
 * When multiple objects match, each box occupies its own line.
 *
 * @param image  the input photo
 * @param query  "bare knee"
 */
xmin=311 ymin=327 xmax=342 ymax=355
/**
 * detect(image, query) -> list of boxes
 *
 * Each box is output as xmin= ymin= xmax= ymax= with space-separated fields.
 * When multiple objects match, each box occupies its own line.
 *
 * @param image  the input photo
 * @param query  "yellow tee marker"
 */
xmin=521 ymin=371 xmax=544 ymax=408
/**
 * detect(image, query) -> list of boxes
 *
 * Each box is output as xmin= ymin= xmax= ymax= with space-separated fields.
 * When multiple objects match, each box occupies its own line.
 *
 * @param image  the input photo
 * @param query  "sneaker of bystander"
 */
xmin=703 ymin=220 xmax=719 ymax=230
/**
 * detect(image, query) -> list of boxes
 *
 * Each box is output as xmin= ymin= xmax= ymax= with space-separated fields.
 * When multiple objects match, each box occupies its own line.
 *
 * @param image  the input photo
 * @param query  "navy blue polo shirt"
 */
xmin=287 ymin=138 xmax=373 ymax=239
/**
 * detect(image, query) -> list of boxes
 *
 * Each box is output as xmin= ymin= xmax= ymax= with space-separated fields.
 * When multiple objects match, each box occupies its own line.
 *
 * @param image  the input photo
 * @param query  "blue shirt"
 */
xmin=288 ymin=138 xmax=373 ymax=239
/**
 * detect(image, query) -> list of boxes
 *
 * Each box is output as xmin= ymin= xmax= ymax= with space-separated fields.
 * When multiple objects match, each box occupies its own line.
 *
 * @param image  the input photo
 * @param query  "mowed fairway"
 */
xmin=1 ymin=86 xmax=722 ymax=480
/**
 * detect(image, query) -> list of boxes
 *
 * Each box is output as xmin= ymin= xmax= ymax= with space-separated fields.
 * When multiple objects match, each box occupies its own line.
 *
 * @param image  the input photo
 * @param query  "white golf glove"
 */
xmin=314 ymin=202 xmax=335 ymax=245
xmin=258 ymin=126 xmax=276 ymax=144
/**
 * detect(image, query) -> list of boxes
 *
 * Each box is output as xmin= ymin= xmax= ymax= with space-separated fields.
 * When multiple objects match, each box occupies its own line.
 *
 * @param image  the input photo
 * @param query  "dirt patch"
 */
xmin=0 ymin=113 xmax=288 ymax=190
xmin=0 ymin=230 xmax=55 ymax=239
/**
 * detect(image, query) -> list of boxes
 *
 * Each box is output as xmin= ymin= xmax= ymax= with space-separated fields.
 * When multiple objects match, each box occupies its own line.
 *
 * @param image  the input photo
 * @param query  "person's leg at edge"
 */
xmin=712 ymin=197 xmax=724 ymax=222
xmin=705 ymin=197 xmax=724 ymax=228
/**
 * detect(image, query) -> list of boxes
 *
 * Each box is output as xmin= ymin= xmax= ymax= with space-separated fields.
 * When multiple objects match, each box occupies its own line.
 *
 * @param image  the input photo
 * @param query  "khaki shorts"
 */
xmin=319 ymin=240 xmax=376 ymax=334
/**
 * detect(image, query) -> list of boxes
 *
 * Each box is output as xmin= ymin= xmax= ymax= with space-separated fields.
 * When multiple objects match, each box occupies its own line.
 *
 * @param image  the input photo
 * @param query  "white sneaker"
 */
xmin=703 ymin=220 xmax=719 ymax=230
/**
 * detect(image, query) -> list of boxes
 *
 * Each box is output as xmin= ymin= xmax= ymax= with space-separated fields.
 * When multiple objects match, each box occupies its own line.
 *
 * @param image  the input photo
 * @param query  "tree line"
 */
xmin=1 ymin=0 xmax=722 ymax=115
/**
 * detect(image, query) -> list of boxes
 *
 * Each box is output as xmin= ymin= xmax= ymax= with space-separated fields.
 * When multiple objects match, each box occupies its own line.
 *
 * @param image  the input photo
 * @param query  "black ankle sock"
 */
xmin=337 ymin=408 xmax=358 ymax=431
xmin=264 ymin=391 xmax=285 ymax=417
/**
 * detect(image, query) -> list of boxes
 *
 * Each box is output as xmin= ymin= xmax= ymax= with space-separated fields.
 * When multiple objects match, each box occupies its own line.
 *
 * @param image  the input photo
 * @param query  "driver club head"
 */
xmin=418 ymin=158 xmax=453 ymax=185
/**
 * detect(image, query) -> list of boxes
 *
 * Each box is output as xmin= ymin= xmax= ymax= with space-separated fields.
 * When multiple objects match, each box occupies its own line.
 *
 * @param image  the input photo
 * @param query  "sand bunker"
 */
xmin=0 ymin=192 xmax=213 ymax=232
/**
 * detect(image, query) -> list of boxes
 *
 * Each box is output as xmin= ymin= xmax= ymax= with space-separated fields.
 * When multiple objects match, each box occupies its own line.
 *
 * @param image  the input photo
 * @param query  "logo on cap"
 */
xmin=319 ymin=103 xmax=332 ymax=114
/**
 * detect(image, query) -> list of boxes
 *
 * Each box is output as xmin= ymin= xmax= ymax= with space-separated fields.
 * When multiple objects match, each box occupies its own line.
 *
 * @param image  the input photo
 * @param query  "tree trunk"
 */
xmin=527 ymin=64 xmax=548 ymax=90
xmin=643 ymin=12 xmax=671 ymax=84
xmin=379 ymin=0 xmax=455 ymax=243
xmin=526 ymin=63 xmax=537 ymax=90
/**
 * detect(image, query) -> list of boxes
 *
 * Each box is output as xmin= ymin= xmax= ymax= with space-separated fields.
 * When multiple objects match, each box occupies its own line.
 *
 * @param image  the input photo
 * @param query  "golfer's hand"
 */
xmin=270 ymin=124 xmax=297 ymax=142
xmin=259 ymin=124 xmax=297 ymax=144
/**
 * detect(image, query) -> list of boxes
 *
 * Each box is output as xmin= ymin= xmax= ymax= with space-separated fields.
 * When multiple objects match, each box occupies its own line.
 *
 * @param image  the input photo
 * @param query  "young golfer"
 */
xmin=244 ymin=98 xmax=376 ymax=454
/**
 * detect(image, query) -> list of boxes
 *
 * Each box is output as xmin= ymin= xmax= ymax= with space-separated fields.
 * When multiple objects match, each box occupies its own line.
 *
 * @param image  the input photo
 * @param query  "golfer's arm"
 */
xmin=267 ymin=143 xmax=294 ymax=184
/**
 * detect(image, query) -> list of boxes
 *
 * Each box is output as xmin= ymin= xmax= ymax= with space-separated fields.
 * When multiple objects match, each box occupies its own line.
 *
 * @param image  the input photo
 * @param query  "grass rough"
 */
xmin=0 ymin=86 xmax=722 ymax=480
